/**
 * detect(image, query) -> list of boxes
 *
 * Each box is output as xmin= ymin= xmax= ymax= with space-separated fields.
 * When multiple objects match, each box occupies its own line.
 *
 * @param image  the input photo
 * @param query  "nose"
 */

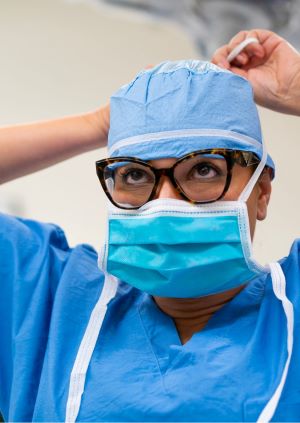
xmin=155 ymin=175 xmax=182 ymax=200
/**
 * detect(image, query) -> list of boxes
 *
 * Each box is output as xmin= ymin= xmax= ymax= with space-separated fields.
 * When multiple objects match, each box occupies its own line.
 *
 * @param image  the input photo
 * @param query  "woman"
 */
xmin=1 ymin=29 xmax=300 ymax=422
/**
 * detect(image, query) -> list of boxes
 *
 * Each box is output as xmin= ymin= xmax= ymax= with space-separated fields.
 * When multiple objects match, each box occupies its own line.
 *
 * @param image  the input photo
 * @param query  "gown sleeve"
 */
xmin=0 ymin=212 xmax=71 ymax=418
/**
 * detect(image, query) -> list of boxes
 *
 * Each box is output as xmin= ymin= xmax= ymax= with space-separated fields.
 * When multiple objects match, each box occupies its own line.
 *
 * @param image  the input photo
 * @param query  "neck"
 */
xmin=153 ymin=285 xmax=245 ymax=345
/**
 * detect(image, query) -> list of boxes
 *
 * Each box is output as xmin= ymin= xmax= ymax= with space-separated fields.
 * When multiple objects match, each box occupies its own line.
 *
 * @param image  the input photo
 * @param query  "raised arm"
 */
xmin=0 ymin=104 xmax=110 ymax=184
xmin=211 ymin=29 xmax=300 ymax=116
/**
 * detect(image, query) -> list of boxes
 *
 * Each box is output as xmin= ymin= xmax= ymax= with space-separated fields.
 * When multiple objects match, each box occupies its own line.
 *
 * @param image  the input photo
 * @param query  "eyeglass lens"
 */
xmin=103 ymin=153 xmax=228 ymax=208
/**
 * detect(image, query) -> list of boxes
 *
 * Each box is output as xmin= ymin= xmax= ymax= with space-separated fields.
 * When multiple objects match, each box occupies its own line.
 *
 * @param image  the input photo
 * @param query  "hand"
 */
xmin=211 ymin=29 xmax=300 ymax=116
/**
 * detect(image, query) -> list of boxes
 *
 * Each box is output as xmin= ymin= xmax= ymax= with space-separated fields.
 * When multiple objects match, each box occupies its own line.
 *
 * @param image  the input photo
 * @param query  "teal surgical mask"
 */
xmin=99 ymin=197 xmax=268 ymax=298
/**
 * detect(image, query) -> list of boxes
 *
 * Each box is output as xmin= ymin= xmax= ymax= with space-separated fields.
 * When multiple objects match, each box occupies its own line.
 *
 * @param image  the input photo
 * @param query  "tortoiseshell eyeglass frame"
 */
xmin=95 ymin=149 xmax=261 ymax=210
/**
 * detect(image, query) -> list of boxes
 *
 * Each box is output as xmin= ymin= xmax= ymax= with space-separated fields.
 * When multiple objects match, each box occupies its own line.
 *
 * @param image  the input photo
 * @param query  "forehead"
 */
xmin=149 ymin=158 xmax=177 ymax=168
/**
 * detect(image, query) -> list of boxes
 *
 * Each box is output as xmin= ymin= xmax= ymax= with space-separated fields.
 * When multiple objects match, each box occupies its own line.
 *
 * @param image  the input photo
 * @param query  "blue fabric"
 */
xmin=108 ymin=61 xmax=275 ymax=171
xmin=107 ymin=214 xmax=260 ymax=297
xmin=1 ymin=212 xmax=300 ymax=421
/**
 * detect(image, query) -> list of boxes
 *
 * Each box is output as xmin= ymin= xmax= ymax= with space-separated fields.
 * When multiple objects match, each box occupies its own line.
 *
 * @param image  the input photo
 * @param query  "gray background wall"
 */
xmin=1 ymin=0 xmax=299 ymax=265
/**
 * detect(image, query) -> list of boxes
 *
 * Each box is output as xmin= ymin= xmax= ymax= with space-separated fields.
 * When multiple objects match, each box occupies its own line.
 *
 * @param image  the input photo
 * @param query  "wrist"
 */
xmin=284 ymin=71 xmax=300 ymax=116
xmin=277 ymin=58 xmax=300 ymax=116
xmin=83 ymin=104 xmax=110 ymax=149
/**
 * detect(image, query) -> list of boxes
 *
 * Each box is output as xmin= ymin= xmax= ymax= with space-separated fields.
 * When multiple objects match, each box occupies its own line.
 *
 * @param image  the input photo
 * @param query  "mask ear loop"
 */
xmin=238 ymin=138 xmax=268 ymax=202
xmin=226 ymin=37 xmax=259 ymax=63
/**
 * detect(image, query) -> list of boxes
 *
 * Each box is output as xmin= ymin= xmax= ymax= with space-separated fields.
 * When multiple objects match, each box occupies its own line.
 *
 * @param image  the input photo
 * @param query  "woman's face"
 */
xmin=150 ymin=157 xmax=272 ymax=239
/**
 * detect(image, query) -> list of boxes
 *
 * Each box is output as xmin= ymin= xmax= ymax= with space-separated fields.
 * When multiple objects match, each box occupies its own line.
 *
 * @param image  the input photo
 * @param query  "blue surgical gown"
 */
xmin=0 ymin=212 xmax=299 ymax=422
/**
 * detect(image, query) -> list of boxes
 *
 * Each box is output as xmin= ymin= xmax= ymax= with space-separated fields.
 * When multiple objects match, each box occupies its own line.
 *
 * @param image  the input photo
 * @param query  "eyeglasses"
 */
xmin=95 ymin=149 xmax=260 ymax=210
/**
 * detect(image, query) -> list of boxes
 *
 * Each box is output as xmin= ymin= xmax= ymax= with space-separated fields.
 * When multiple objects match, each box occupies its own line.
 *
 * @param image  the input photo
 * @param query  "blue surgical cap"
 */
xmin=108 ymin=60 xmax=275 ymax=171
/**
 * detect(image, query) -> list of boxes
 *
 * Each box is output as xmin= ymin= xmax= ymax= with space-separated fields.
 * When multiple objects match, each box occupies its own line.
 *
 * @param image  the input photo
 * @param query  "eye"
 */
xmin=189 ymin=162 xmax=220 ymax=180
xmin=119 ymin=167 xmax=153 ymax=185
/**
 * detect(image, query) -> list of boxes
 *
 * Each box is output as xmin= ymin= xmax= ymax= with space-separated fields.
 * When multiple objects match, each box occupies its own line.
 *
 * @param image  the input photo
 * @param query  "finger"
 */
xmin=211 ymin=45 xmax=231 ymax=68
xmin=229 ymin=29 xmax=272 ymax=48
xmin=228 ymin=29 xmax=283 ymax=60
xmin=213 ymin=42 xmax=261 ymax=69
xmin=212 ymin=28 xmax=280 ymax=69
xmin=212 ymin=31 xmax=265 ymax=68
xmin=233 ymin=39 xmax=264 ymax=60
xmin=231 ymin=52 xmax=249 ymax=66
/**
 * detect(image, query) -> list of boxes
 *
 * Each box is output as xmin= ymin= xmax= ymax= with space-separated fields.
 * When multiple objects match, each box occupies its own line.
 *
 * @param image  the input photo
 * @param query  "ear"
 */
xmin=256 ymin=168 xmax=272 ymax=221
